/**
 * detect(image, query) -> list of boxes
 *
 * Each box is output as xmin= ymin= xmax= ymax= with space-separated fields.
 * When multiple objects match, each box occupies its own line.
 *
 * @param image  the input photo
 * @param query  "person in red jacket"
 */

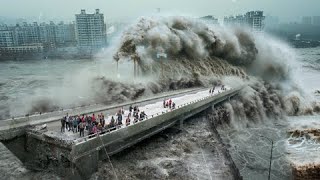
xmin=92 ymin=114 xmax=96 ymax=124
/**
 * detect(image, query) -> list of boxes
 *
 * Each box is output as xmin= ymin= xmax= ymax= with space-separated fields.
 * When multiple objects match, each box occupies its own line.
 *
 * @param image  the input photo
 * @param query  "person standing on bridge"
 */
xmin=61 ymin=116 xmax=66 ymax=133
xmin=126 ymin=116 xmax=131 ymax=126
xmin=79 ymin=121 xmax=85 ymax=137
xmin=163 ymin=99 xmax=166 ymax=108
xmin=84 ymin=115 xmax=89 ymax=130
xmin=172 ymin=102 xmax=176 ymax=109
xmin=129 ymin=105 xmax=133 ymax=113
xmin=121 ymin=107 xmax=125 ymax=115
xmin=65 ymin=113 xmax=69 ymax=131
xmin=77 ymin=115 xmax=81 ymax=132
xmin=72 ymin=116 xmax=78 ymax=133
xmin=68 ymin=116 xmax=73 ymax=131
xmin=109 ymin=116 xmax=116 ymax=131
xmin=117 ymin=111 xmax=123 ymax=129
xmin=92 ymin=114 xmax=96 ymax=125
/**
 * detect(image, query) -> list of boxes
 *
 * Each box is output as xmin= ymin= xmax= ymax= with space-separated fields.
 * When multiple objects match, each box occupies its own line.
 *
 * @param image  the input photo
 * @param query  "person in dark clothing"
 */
xmin=133 ymin=116 xmax=138 ymax=123
xmin=163 ymin=99 xmax=166 ymax=108
xmin=126 ymin=116 xmax=131 ymax=126
xmin=68 ymin=116 xmax=73 ymax=131
xmin=101 ymin=114 xmax=105 ymax=128
xmin=85 ymin=115 xmax=89 ymax=130
xmin=77 ymin=116 xmax=81 ymax=132
xmin=65 ymin=116 xmax=69 ymax=131
xmin=172 ymin=102 xmax=176 ymax=109
xmin=61 ymin=117 xmax=66 ymax=133
xmin=117 ymin=112 xmax=123 ymax=128
xmin=109 ymin=116 xmax=116 ymax=131
xmin=140 ymin=111 xmax=147 ymax=121
xmin=72 ymin=116 xmax=78 ymax=133
xmin=129 ymin=105 xmax=133 ymax=113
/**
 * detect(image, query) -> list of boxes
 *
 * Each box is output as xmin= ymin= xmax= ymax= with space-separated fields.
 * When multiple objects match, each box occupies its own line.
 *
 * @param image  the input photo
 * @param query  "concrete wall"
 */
xmin=24 ymin=132 xmax=83 ymax=179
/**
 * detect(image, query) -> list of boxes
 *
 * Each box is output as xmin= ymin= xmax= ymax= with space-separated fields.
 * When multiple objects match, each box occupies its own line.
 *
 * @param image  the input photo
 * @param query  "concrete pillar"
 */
xmin=180 ymin=119 xmax=184 ymax=129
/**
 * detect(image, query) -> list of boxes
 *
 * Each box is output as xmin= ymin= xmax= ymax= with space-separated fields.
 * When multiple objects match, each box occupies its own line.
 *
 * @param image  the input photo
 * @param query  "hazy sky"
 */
xmin=0 ymin=0 xmax=319 ymax=23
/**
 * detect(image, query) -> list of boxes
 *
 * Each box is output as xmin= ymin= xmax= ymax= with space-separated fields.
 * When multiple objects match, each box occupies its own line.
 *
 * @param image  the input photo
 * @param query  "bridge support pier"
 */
xmin=73 ymin=150 xmax=99 ymax=179
xmin=179 ymin=119 xmax=184 ymax=129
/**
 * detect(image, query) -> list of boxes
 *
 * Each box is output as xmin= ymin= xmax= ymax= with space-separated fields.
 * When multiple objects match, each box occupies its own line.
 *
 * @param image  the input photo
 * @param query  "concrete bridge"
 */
xmin=0 ymin=86 xmax=242 ymax=179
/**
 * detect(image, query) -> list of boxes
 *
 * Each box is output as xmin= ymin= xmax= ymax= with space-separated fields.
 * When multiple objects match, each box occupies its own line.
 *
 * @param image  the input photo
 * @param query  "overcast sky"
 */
xmin=0 ymin=0 xmax=319 ymax=23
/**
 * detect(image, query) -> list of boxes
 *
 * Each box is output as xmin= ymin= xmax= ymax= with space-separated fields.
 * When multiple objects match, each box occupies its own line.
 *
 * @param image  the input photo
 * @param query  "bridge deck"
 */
xmin=0 ymin=87 xmax=206 ymax=140
xmin=43 ymin=87 xmax=229 ymax=143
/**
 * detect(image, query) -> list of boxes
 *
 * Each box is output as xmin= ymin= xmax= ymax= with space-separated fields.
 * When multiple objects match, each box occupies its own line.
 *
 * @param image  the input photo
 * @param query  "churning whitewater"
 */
xmin=113 ymin=16 xmax=319 ymax=120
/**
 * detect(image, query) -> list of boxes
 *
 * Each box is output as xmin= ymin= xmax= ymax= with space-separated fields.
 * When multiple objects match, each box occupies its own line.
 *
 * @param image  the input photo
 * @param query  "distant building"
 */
xmin=200 ymin=15 xmax=219 ymax=24
xmin=313 ymin=16 xmax=320 ymax=25
xmin=75 ymin=9 xmax=107 ymax=50
xmin=246 ymin=11 xmax=265 ymax=32
xmin=302 ymin=16 xmax=312 ymax=25
xmin=0 ymin=25 xmax=15 ymax=47
xmin=54 ymin=21 xmax=76 ymax=46
xmin=224 ymin=11 xmax=265 ymax=32
xmin=13 ymin=22 xmax=40 ymax=45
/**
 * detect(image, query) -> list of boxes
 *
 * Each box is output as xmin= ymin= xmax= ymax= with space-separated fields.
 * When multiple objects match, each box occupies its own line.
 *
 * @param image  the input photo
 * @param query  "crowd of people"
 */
xmin=59 ymin=87 xmax=228 ymax=138
xmin=60 ymin=113 xmax=107 ymax=137
xmin=209 ymin=85 xmax=227 ymax=94
xmin=60 ymin=104 xmax=149 ymax=138
xmin=163 ymin=98 xmax=176 ymax=109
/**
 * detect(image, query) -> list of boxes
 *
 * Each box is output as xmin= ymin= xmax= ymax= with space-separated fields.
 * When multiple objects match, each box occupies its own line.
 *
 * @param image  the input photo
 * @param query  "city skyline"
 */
xmin=0 ymin=0 xmax=320 ymax=24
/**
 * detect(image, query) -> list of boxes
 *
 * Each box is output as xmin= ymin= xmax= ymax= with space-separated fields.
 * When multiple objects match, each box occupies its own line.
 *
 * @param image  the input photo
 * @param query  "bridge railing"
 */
xmin=73 ymin=88 xmax=231 ymax=144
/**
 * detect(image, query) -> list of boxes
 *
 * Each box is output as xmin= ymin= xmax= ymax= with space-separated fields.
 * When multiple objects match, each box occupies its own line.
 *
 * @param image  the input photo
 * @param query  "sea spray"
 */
xmin=23 ymin=16 xmax=318 ymax=119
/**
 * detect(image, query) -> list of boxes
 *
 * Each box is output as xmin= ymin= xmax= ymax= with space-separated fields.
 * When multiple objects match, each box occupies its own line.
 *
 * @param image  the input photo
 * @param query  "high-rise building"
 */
xmin=38 ymin=21 xmax=76 ymax=48
xmin=55 ymin=21 xmax=76 ymax=45
xmin=0 ymin=25 xmax=15 ymax=47
xmin=313 ymin=16 xmax=320 ymax=25
xmin=1 ymin=21 xmax=77 ymax=50
xmin=75 ymin=9 xmax=107 ymax=50
xmin=13 ymin=22 xmax=40 ymax=45
xmin=302 ymin=16 xmax=312 ymax=25
xmin=224 ymin=11 xmax=265 ymax=32
xmin=245 ymin=11 xmax=265 ymax=32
